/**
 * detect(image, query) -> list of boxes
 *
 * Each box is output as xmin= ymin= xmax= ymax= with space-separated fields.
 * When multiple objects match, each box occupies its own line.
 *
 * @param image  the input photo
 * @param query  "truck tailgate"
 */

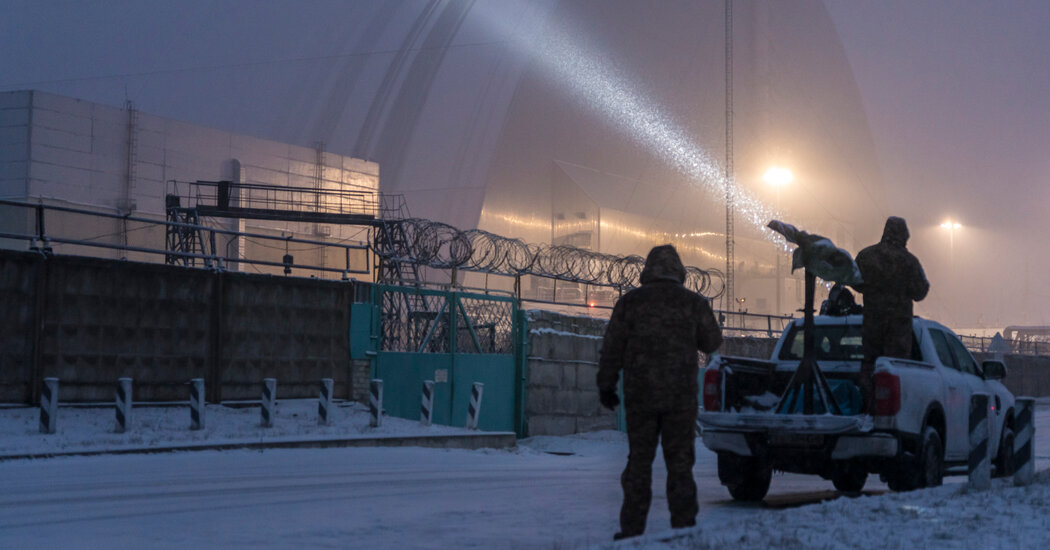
xmin=697 ymin=411 xmax=870 ymax=434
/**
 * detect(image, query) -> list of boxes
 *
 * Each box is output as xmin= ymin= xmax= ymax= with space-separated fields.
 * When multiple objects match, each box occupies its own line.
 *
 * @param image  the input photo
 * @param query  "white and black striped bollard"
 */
xmin=466 ymin=382 xmax=484 ymax=430
xmin=261 ymin=378 xmax=277 ymax=428
xmin=420 ymin=380 xmax=435 ymax=426
xmin=115 ymin=377 xmax=132 ymax=433
xmin=318 ymin=378 xmax=333 ymax=426
xmin=189 ymin=378 xmax=205 ymax=430
xmin=39 ymin=377 xmax=59 ymax=434
xmin=1014 ymin=397 xmax=1035 ymax=486
xmin=369 ymin=379 xmax=383 ymax=428
xmin=968 ymin=392 xmax=991 ymax=491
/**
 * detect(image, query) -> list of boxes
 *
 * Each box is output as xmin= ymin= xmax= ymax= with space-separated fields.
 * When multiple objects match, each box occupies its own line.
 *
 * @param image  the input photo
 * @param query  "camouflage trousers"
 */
xmin=619 ymin=407 xmax=698 ymax=536
xmin=861 ymin=315 xmax=914 ymax=377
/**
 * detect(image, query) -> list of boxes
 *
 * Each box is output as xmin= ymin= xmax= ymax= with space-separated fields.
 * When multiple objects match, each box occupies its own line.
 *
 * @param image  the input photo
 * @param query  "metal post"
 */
xmin=421 ymin=380 xmax=435 ymax=426
xmin=1013 ymin=397 xmax=1035 ymax=486
xmin=189 ymin=378 xmax=205 ymax=430
xmin=318 ymin=378 xmax=333 ymax=426
xmin=466 ymin=382 xmax=484 ymax=430
xmin=115 ymin=377 xmax=132 ymax=433
xmin=369 ymin=379 xmax=383 ymax=428
xmin=36 ymin=203 xmax=45 ymax=242
xmin=39 ymin=377 xmax=58 ymax=434
xmin=261 ymin=378 xmax=276 ymax=428
xmin=33 ymin=203 xmax=51 ymax=252
xmin=209 ymin=230 xmax=218 ymax=268
xmin=968 ymin=392 xmax=991 ymax=491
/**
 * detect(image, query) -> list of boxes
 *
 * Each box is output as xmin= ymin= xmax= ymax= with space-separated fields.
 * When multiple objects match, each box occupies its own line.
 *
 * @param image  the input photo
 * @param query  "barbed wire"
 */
xmin=377 ymin=218 xmax=725 ymax=298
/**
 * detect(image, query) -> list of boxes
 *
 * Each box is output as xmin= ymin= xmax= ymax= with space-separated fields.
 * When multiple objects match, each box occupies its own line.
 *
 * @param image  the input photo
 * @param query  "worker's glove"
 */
xmin=600 ymin=390 xmax=620 ymax=411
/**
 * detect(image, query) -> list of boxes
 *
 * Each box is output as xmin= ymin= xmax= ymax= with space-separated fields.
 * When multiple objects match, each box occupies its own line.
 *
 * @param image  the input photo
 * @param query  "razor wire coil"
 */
xmin=376 ymin=219 xmax=725 ymax=298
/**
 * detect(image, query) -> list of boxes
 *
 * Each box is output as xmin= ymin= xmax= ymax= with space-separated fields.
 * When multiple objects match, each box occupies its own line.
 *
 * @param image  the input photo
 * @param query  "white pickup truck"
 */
xmin=698 ymin=313 xmax=1015 ymax=501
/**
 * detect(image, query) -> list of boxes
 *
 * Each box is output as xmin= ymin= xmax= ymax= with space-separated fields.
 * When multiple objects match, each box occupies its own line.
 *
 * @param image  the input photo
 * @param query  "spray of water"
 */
xmin=477 ymin=3 xmax=787 ymax=250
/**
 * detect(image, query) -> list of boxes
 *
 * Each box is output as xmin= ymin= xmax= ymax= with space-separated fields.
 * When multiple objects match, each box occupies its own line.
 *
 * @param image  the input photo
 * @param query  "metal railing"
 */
xmin=1 ymin=198 xmax=801 ymax=337
xmin=717 ymin=310 xmax=795 ymax=338
xmin=0 ymin=199 xmax=371 ymax=279
xmin=167 ymin=179 xmax=380 ymax=219
xmin=959 ymin=334 xmax=1050 ymax=356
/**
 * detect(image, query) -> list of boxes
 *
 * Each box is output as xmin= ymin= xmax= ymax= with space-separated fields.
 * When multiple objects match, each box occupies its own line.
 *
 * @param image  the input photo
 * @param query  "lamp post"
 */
xmin=940 ymin=220 xmax=961 ymax=316
xmin=765 ymin=166 xmax=793 ymax=315
xmin=940 ymin=220 xmax=961 ymax=268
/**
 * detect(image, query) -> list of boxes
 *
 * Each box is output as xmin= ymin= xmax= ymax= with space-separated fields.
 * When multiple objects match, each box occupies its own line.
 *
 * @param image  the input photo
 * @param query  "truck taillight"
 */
xmin=872 ymin=371 xmax=901 ymax=416
xmin=703 ymin=368 xmax=722 ymax=411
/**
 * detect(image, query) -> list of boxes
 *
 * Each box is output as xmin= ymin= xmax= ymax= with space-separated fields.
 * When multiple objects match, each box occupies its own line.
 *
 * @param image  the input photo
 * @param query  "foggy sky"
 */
xmin=823 ymin=1 xmax=1050 ymax=327
xmin=2 ymin=0 xmax=1049 ymax=328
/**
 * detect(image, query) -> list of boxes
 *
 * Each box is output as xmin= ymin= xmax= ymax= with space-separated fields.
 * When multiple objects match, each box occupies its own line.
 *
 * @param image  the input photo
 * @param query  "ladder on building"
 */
xmin=372 ymin=194 xmax=419 ymax=285
xmin=164 ymin=195 xmax=211 ymax=266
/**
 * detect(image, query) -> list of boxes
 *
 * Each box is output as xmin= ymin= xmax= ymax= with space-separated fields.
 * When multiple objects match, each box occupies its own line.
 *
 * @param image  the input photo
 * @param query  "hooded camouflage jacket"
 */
xmin=597 ymin=245 xmax=723 ymax=411
xmin=854 ymin=217 xmax=930 ymax=318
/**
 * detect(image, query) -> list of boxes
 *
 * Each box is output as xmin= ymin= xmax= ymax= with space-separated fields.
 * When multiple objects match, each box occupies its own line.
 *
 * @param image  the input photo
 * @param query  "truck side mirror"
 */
xmin=982 ymin=360 xmax=1007 ymax=381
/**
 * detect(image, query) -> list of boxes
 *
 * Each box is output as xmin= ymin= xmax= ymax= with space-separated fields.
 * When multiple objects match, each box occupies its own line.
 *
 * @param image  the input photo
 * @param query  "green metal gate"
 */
xmin=371 ymin=285 xmax=524 ymax=435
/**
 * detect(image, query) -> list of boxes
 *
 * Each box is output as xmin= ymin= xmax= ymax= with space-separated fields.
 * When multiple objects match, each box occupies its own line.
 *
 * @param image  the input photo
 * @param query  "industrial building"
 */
xmin=0 ymin=90 xmax=378 ymax=277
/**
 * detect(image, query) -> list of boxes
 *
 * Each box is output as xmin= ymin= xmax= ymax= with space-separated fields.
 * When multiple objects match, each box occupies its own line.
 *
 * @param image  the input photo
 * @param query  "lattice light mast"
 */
xmin=724 ymin=0 xmax=735 ymax=310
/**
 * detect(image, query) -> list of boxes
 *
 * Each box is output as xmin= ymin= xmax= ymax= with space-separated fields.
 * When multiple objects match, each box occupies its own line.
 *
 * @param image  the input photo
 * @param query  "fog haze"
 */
xmin=2 ymin=0 xmax=1048 ymax=329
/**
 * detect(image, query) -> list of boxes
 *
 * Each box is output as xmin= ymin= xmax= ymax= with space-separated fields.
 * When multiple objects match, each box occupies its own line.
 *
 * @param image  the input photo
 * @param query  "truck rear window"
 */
xmin=778 ymin=324 xmax=923 ymax=361
xmin=778 ymin=325 xmax=865 ymax=361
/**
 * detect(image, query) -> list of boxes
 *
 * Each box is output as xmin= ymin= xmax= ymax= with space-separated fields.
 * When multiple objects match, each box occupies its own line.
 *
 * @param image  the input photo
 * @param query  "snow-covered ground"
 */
xmin=0 ymin=400 xmax=1048 ymax=549
xmin=619 ymin=471 xmax=1050 ymax=550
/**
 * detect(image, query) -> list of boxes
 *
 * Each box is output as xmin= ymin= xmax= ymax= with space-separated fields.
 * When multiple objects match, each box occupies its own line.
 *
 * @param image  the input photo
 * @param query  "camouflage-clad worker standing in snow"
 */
xmin=596 ymin=245 xmax=722 ymax=541
xmin=854 ymin=217 xmax=930 ymax=401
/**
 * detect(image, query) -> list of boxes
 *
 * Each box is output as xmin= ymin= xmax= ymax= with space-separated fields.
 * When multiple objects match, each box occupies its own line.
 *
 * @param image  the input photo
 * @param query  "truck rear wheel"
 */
xmin=831 ymin=462 xmax=868 ymax=493
xmin=718 ymin=453 xmax=772 ymax=502
xmin=888 ymin=426 xmax=942 ymax=491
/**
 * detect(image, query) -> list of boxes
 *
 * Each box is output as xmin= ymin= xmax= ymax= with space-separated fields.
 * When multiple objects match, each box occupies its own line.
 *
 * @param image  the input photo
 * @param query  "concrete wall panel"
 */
xmin=0 ymin=248 xmax=358 ymax=404
xmin=0 ymin=91 xmax=31 ymax=110
xmin=0 ymin=161 xmax=28 ymax=183
xmin=220 ymin=273 xmax=352 ymax=401
xmin=38 ymin=256 xmax=213 ymax=401
xmin=0 ymin=251 xmax=39 ymax=401
xmin=0 ymin=108 xmax=29 ymax=128
xmin=30 ymin=109 xmax=93 ymax=143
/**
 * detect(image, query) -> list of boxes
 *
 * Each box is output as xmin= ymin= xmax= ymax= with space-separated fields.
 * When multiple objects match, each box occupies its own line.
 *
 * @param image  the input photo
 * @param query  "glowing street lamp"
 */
xmin=763 ymin=166 xmax=794 ymax=187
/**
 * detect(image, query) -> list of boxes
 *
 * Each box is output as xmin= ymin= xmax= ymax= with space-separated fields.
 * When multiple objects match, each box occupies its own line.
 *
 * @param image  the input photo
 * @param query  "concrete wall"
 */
xmin=350 ymin=359 xmax=371 ymax=403
xmin=524 ymin=310 xmax=615 ymax=436
xmin=0 ymin=248 xmax=357 ymax=404
xmin=523 ymin=310 xmax=781 ymax=436
xmin=974 ymin=352 xmax=1050 ymax=398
